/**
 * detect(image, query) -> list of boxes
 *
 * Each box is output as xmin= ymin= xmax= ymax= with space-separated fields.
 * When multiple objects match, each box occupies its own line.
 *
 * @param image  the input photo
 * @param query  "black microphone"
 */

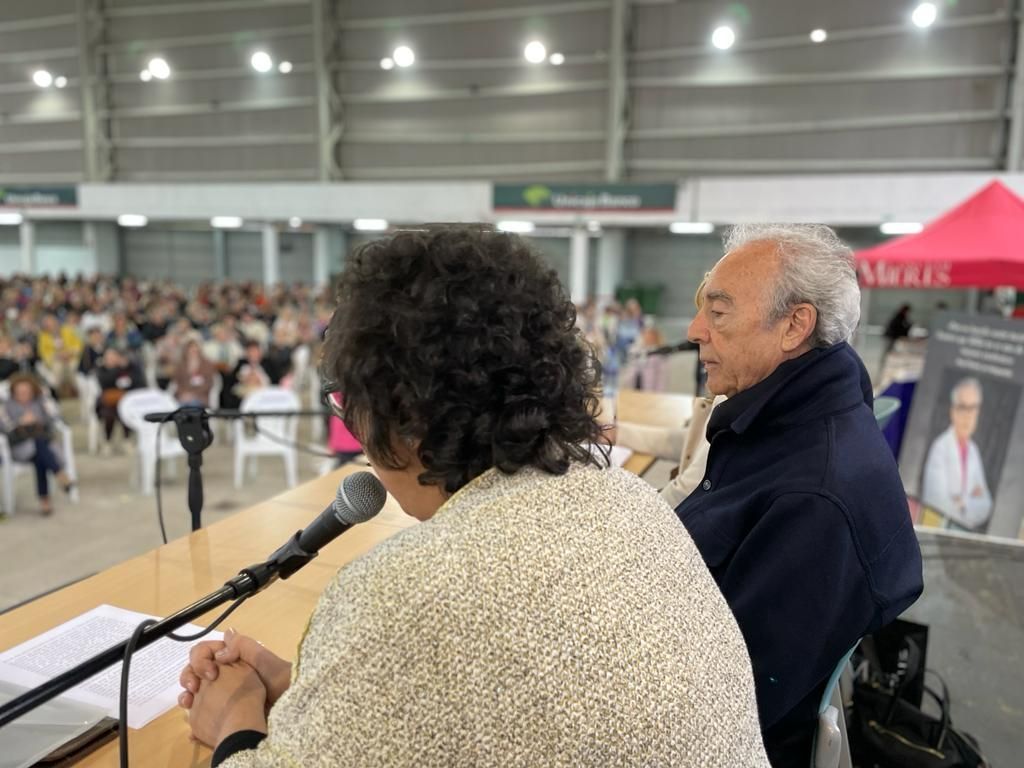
xmin=251 ymin=471 xmax=388 ymax=585
xmin=646 ymin=340 xmax=700 ymax=356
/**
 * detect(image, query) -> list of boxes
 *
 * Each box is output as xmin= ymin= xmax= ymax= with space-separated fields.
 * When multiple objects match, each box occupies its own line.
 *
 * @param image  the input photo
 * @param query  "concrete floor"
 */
xmin=0 ymin=402 xmax=331 ymax=611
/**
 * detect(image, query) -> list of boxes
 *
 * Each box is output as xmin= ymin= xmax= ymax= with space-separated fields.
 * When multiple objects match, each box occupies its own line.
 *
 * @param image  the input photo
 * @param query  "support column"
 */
xmin=76 ymin=0 xmax=114 ymax=180
xmin=84 ymin=221 xmax=120 ymax=275
xmin=311 ymin=0 xmax=343 ymax=180
xmin=604 ymin=0 xmax=629 ymax=181
xmin=569 ymin=226 xmax=589 ymax=304
xmin=596 ymin=228 xmax=626 ymax=307
xmin=213 ymin=229 xmax=227 ymax=281
xmin=262 ymin=224 xmax=280 ymax=287
xmin=1007 ymin=0 xmax=1024 ymax=170
xmin=19 ymin=220 xmax=35 ymax=274
xmin=313 ymin=225 xmax=346 ymax=286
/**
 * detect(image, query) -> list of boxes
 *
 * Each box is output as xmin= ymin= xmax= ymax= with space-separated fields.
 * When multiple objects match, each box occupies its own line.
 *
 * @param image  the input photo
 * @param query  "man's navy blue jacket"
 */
xmin=674 ymin=342 xmax=923 ymax=766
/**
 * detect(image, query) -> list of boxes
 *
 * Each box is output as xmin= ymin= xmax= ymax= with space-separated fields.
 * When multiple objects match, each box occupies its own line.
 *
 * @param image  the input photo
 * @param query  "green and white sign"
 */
xmin=493 ymin=183 xmax=676 ymax=212
xmin=0 ymin=186 xmax=78 ymax=207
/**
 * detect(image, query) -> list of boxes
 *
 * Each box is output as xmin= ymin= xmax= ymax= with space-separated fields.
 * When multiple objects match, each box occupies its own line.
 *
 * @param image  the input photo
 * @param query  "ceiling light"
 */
xmin=140 ymin=69 xmax=153 ymax=82
xmin=278 ymin=61 xmax=293 ymax=74
xmin=586 ymin=220 xmax=601 ymax=233
xmin=288 ymin=217 xmax=303 ymax=229
xmin=880 ymin=222 xmax=923 ymax=235
xmin=117 ymin=214 xmax=148 ymax=228
xmin=0 ymin=213 xmax=24 ymax=226
xmin=912 ymin=2 xmax=938 ymax=28
xmin=380 ymin=57 xmax=395 ymax=71
xmin=147 ymin=57 xmax=171 ymax=80
xmin=549 ymin=52 xmax=565 ymax=66
xmin=711 ymin=26 xmax=736 ymax=50
xmin=810 ymin=29 xmax=827 ymax=43
xmin=251 ymin=51 xmax=274 ymax=73
xmin=54 ymin=76 xmax=68 ymax=89
xmin=32 ymin=70 xmax=53 ymax=88
xmin=392 ymin=46 xmax=415 ymax=68
xmin=496 ymin=220 xmax=535 ymax=234
xmin=353 ymin=218 xmax=389 ymax=232
xmin=524 ymin=41 xmax=547 ymax=64
xmin=669 ymin=221 xmax=715 ymax=235
xmin=211 ymin=216 xmax=243 ymax=229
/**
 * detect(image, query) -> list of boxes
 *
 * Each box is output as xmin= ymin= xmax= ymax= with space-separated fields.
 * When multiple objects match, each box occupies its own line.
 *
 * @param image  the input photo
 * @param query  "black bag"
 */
xmin=849 ymin=621 xmax=989 ymax=768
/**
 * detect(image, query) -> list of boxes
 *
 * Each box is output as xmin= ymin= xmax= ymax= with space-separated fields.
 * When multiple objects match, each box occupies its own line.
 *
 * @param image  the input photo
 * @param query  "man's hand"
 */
xmin=188 ymin=660 xmax=267 ymax=748
xmin=178 ymin=629 xmax=292 ymax=711
xmin=971 ymin=485 xmax=985 ymax=498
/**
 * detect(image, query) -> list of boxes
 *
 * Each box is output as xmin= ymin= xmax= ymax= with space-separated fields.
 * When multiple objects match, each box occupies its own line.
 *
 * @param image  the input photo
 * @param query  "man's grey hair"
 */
xmin=951 ymin=377 xmax=983 ymax=405
xmin=723 ymin=223 xmax=861 ymax=348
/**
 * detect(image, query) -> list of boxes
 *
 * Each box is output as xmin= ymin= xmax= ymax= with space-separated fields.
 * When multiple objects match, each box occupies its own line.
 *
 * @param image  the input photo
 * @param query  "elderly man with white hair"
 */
xmin=674 ymin=224 xmax=923 ymax=767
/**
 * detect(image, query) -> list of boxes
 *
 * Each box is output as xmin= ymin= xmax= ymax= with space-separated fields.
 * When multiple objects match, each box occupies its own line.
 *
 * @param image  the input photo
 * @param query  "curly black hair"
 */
xmin=321 ymin=225 xmax=606 ymax=495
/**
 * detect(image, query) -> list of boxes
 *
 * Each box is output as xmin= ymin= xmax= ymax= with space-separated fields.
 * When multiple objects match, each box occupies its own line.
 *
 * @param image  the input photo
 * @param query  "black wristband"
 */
xmin=212 ymin=730 xmax=267 ymax=767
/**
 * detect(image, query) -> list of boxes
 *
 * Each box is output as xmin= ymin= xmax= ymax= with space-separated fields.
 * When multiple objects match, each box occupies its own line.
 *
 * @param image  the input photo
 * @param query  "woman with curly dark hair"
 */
xmin=178 ymin=227 xmax=768 ymax=768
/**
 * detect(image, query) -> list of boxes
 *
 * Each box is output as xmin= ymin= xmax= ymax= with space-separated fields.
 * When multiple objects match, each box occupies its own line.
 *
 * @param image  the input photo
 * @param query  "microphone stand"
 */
xmin=145 ymin=407 xmax=327 ymax=532
xmin=0 ymin=530 xmax=319 ymax=729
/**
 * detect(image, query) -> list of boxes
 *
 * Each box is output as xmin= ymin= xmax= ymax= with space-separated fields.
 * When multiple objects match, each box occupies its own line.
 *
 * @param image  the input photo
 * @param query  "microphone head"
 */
xmin=334 ymin=471 xmax=387 ymax=525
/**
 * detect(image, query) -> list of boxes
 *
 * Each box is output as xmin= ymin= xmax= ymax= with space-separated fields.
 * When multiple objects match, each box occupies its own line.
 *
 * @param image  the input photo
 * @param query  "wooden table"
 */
xmin=0 ymin=466 xmax=416 ymax=767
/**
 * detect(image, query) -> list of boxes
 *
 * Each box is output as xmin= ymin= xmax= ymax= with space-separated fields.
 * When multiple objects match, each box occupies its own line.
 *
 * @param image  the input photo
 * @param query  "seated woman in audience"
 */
xmin=0 ymin=373 xmax=73 ymax=515
xmin=95 ymin=347 xmax=145 ymax=455
xmin=262 ymin=325 xmax=295 ymax=386
xmin=78 ymin=327 xmax=108 ymax=377
xmin=155 ymin=318 xmax=192 ymax=388
xmin=106 ymin=312 xmax=143 ymax=358
xmin=229 ymin=341 xmax=271 ymax=405
xmin=36 ymin=313 xmax=82 ymax=397
xmin=173 ymin=339 xmax=218 ymax=407
xmin=177 ymin=227 xmax=769 ymax=768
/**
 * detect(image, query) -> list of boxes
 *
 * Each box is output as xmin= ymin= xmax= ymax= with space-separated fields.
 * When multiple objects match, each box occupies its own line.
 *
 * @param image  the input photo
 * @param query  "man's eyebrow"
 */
xmin=704 ymin=289 xmax=734 ymax=305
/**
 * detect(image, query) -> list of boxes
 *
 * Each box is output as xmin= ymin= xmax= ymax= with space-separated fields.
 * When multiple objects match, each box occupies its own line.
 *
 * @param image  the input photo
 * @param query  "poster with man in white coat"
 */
xmin=900 ymin=313 xmax=1024 ymax=540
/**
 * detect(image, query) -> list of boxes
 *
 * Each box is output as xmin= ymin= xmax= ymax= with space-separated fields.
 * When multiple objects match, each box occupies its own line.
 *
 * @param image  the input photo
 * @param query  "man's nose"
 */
xmin=688 ymin=313 xmax=708 ymax=344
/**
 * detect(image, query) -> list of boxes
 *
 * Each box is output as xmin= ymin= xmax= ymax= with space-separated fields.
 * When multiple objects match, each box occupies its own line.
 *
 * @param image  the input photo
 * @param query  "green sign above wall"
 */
xmin=0 ymin=186 xmax=78 ymax=207
xmin=493 ymin=183 xmax=676 ymax=212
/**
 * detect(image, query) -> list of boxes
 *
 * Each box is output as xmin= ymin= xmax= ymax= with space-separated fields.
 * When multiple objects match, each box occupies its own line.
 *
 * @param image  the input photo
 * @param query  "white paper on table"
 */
xmin=0 ymin=604 xmax=222 ymax=729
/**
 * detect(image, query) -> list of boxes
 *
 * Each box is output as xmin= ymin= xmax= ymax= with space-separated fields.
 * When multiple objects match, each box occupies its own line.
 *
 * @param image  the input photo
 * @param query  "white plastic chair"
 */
xmin=0 ymin=419 xmax=79 ymax=516
xmin=75 ymin=374 xmax=103 ymax=454
xmin=141 ymin=342 xmax=158 ymax=388
xmin=233 ymin=387 xmax=299 ymax=489
xmin=116 ymin=389 xmax=186 ymax=495
xmin=813 ymin=645 xmax=856 ymax=768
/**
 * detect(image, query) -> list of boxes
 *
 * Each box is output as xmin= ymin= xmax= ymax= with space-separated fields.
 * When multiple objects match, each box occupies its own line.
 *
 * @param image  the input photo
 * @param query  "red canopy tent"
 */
xmin=856 ymin=180 xmax=1024 ymax=289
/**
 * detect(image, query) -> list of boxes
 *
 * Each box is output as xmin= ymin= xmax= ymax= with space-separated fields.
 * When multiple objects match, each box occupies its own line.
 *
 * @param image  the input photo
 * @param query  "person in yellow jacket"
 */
xmin=36 ymin=313 xmax=82 ymax=395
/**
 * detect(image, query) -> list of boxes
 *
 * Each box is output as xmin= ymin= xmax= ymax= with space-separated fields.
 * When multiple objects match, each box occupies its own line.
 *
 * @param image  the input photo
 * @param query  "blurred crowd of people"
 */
xmin=0 ymin=274 xmax=332 ymax=456
xmin=576 ymin=297 xmax=672 ymax=394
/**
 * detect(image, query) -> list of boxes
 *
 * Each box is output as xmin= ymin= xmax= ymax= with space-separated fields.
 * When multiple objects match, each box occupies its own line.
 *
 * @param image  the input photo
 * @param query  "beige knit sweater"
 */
xmin=222 ymin=463 xmax=769 ymax=767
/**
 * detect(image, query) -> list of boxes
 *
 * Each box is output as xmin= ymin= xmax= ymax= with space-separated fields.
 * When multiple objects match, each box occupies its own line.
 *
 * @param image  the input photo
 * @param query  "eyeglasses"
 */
xmin=952 ymin=403 xmax=980 ymax=413
xmin=320 ymin=379 xmax=345 ymax=418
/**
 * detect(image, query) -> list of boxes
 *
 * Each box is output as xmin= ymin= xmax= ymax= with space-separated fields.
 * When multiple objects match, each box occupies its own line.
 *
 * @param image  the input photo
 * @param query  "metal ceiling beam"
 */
xmin=342 ymin=80 xmax=607 ymax=105
xmin=312 ymin=0 xmax=343 ymax=180
xmin=631 ymin=65 xmax=1007 ymax=90
xmin=630 ymin=11 xmax=1011 ymax=62
xmin=115 ymin=134 xmax=316 ymax=149
xmin=97 ymin=25 xmax=312 ymax=54
xmin=77 ymin=0 xmax=114 ymax=181
xmin=347 ymin=160 xmax=606 ymax=180
xmin=628 ymin=157 xmax=999 ymax=173
xmin=343 ymin=130 xmax=605 ymax=144
xmin=101 ymin=97 xmax=315 ymax=120
xmin=104 ymin=0 xmax=309 ymax=18
xmin=0 ymin=47 xmax=78 ymax=64
xmin=0 ymin=80 xmax=80 ymax=95
xmin=0 ymin=140 xmax=83 ymax=155
xmin=0 ymin=173 xmax=80 ymax=183
xmin=333 ymin=53 xmax=606 ymax=72
xmin=604 ymin=0 xmax=629 ymax=181
xmin=0 ymin=13 xmax=76 ymax=33
xmin=116 ymin=168 xmax=317 ymax=182
xmin=338 ymin=1 xmax=610 ymax=30
xmin=0 ymin=112 xmax=81 ymax=125
xmin=1006 ymin=1 xmax=1024 ymax=170
xmin=105 ymin=64 xmax=313 ymax=85
xmin=630 ymin=110 xmax=1007 ymax=141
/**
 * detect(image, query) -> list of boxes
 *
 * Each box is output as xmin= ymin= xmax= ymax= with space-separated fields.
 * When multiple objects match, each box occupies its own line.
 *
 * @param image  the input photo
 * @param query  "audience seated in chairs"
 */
xmin=95 ymin=348 xmax=146 ymax=455
xmin=0 ymin=373 xmax=74 ymax=515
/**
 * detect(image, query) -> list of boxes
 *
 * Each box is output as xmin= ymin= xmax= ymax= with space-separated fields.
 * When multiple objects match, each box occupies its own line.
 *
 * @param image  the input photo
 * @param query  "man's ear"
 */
xmin=781 ymin=303 xmax=816 ymax=353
